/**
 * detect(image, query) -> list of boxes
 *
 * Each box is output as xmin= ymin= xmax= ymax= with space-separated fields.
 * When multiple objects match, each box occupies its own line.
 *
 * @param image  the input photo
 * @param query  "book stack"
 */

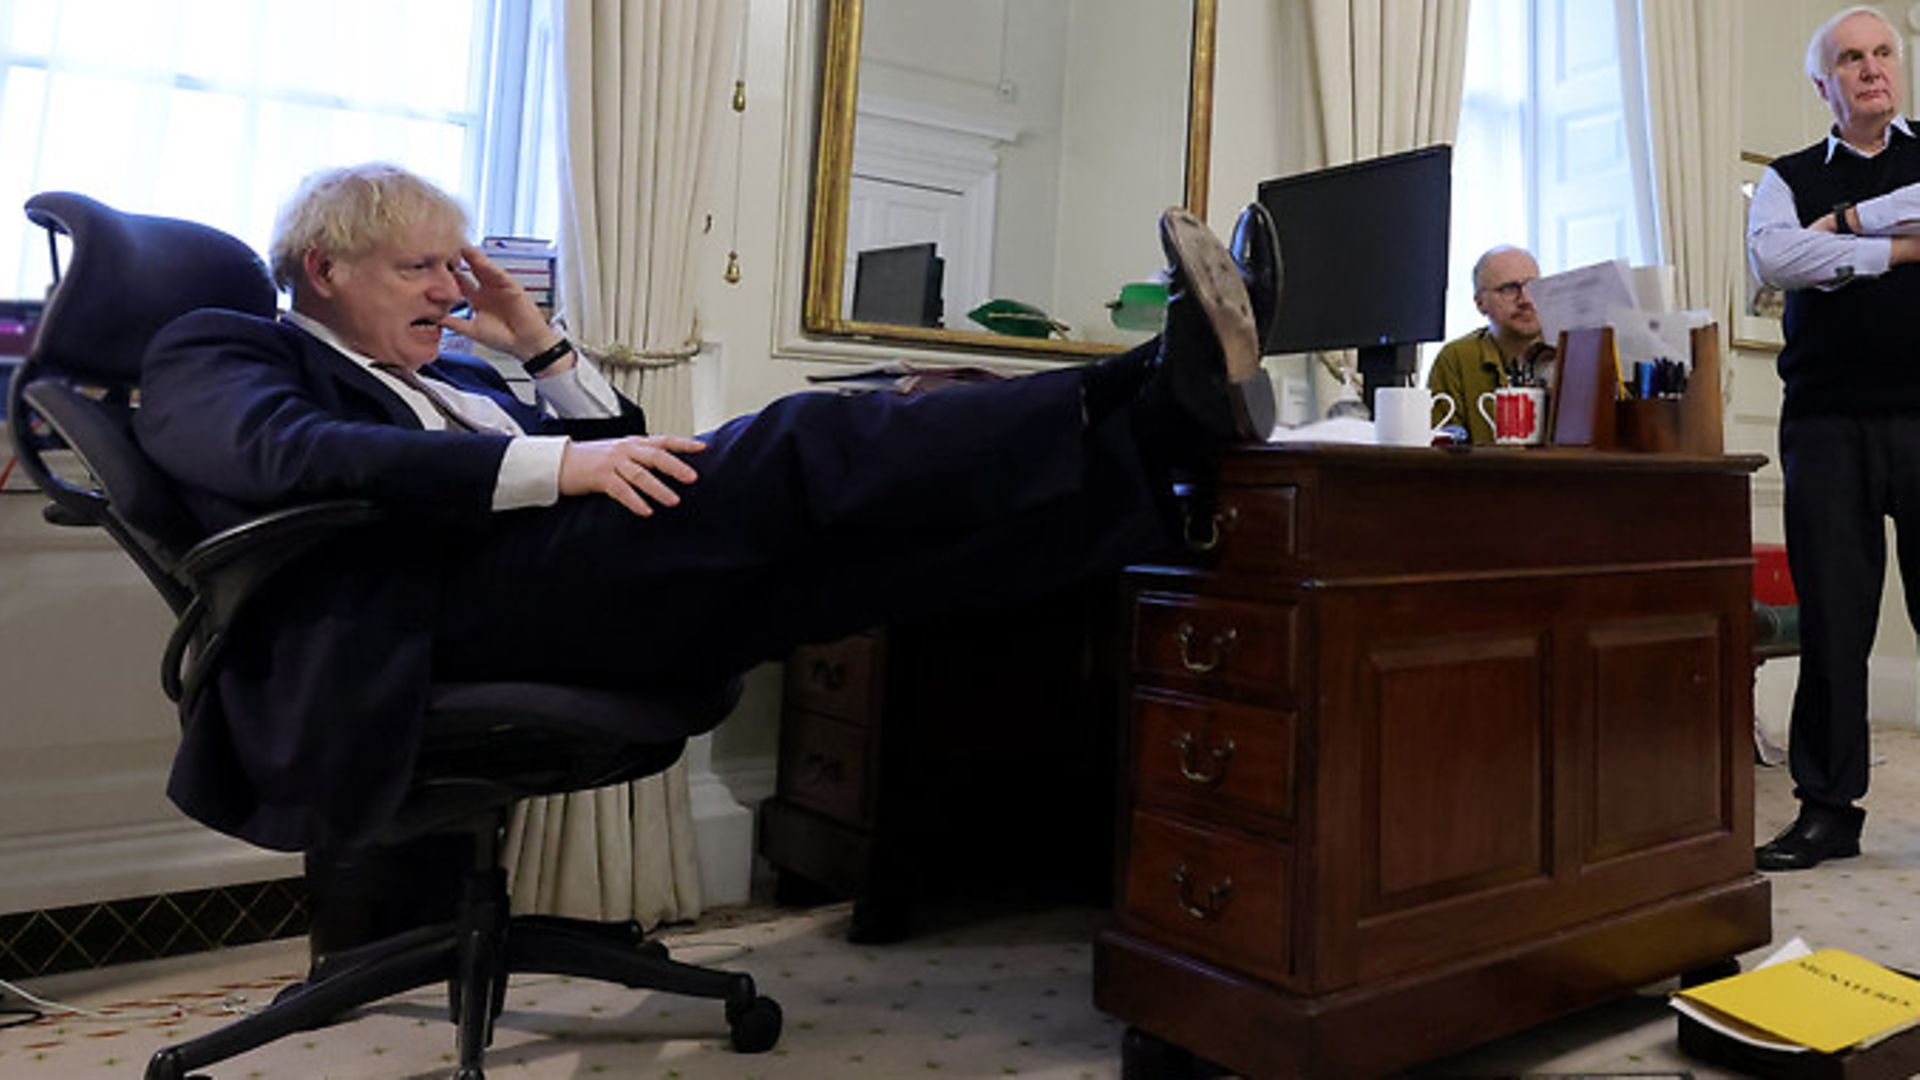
xmin=480 ymin=236 xmax=557 ymax=313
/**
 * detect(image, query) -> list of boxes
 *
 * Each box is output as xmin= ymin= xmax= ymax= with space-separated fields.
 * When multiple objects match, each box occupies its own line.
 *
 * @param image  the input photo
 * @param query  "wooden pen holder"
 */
xmin=1550 ymin=323 xmax=1723 ymax=454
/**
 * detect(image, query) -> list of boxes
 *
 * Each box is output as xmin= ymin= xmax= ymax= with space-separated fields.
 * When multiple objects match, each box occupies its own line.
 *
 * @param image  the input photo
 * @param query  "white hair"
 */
xmin=1806 ymin=5 xmax=1904 ymax=82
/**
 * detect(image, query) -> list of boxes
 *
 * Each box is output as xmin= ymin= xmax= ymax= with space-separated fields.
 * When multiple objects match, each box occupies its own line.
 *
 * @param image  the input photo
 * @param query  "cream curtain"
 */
xmin=1303 ymin=0 xmax=1471 ymax=168
xmin=553 ymin=0 xmax=741 ymax=433
xmin=1636 ymin=0 xmax=1738 ymax=332
xmin=502 ymin=0 xmax=743 ymax=927
xmin=1301 ymin=0 xmax=1470 ymax=391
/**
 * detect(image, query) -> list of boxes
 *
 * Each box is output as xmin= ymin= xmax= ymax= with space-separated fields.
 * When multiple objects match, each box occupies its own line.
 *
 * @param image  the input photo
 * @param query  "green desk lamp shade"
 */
xmin=1106 ymin=281 xmax=1168 ymax=332
xmin=967 ymin=299 xmax=1068 ymax=339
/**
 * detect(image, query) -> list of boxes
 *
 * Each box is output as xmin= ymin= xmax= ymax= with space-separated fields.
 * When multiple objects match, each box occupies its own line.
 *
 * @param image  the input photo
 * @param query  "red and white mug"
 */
xmin=1476 ymin=386 xmax=1548 ymax=446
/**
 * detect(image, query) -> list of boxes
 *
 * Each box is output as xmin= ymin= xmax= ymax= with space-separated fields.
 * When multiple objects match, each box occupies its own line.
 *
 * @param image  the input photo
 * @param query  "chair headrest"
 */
xmin=24 ymin=192 xmax=277 ymax=385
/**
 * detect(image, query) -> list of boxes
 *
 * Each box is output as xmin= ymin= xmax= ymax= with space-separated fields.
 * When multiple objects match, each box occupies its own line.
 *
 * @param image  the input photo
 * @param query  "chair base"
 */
xmin=144 ymin=819 xmax=780 ymax=1079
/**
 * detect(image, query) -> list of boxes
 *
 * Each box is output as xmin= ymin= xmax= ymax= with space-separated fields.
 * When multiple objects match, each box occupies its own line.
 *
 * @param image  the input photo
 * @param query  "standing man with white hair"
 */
xmin=1748 ymin=4 xmax=1920 ymax=871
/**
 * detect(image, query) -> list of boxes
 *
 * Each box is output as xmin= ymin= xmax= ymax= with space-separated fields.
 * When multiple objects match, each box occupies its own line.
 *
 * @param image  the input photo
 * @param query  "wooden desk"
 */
xmin=1094 ymin=444 xmax=1772 ymax=1078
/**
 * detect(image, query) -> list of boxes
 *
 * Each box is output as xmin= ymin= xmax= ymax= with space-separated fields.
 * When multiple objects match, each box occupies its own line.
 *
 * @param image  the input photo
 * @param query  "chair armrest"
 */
xmin=178 ymin=499 xmax=384 ymax=584
xmin=163 ymin=500 xmax=384 ymax=711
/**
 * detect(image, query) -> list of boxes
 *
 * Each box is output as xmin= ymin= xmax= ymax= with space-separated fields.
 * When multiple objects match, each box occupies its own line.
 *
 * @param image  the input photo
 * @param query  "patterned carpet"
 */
xmin=3 ymin=727 xmax=1918 ymax=1079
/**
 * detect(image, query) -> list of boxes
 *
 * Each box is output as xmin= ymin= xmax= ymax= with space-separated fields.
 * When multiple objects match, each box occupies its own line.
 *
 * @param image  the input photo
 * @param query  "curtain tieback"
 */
xmin=580 ymin=340 xmax=704 ymax=371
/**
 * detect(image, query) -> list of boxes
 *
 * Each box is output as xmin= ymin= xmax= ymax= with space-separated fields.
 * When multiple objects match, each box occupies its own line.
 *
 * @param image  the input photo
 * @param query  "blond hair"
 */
xmin=269 ymin=163 xmax=469 ymax=291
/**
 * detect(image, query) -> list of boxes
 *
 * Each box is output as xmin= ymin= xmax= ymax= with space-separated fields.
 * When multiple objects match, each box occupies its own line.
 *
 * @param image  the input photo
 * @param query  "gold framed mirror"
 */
xmin=804 ymin=0 xmax=1216 ymax=359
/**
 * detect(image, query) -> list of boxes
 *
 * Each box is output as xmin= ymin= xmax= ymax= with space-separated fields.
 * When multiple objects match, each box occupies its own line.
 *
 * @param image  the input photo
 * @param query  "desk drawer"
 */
xmin=1133 ymin=692 xmax=1295 ymax=829
xmin=777 ymin=709 xmax=874 ymax=827
xmin=1174 ymin=484 xmax=1300 ymax=575
xmin=786 ymin=634 xmax=881 ymax=722
xmin=1131 ymin=594 xmax=1299 ymax=703
xmin=1123 ymin=810 xmax=1291 ymax=982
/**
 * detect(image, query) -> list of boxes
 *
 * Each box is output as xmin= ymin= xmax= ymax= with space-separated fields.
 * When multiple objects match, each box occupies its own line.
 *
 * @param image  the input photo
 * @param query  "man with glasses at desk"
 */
xmin=1427 ymin=244 xmax=1548 ymax=445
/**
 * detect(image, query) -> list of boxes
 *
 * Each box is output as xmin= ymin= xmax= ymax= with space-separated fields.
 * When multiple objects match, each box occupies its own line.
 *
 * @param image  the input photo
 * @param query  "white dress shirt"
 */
xmin=1748 ymin=118 xmax=1920 ymax=292
xmin=284 ymin=310 xmax=623 ymax=510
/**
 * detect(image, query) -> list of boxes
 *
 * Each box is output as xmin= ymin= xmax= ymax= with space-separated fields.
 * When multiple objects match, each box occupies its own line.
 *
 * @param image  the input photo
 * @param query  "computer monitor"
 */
xmin=851 ymin=242 xmax=945 ymax=328
xmin=1256 ymin=145 xmax=1452 ymax=400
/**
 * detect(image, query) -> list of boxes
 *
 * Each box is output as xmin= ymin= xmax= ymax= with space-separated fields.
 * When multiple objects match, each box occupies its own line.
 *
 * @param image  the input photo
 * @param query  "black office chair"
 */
xmin=5 ymin=192 xmax=781 ymax=1080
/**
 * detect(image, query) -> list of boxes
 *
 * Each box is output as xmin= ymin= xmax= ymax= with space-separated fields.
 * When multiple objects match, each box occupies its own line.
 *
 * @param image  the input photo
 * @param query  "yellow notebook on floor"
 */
xmin=1674 ymin=948 xmax=1920 ymax=1054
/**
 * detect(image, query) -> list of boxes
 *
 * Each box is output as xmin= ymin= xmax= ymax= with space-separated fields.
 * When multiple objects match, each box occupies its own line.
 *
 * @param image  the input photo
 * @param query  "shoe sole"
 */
xmin=1159 ymin=208 xmax=1266 ymax=438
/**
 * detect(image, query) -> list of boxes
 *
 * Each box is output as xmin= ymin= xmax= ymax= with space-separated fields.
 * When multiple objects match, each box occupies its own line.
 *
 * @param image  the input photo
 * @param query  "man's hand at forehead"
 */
xmin=439 ymin=245 xmax=568 ymax=367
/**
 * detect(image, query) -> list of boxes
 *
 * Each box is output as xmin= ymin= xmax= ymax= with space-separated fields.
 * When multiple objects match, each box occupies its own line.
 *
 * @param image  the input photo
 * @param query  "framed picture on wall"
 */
xmin=1734 ymin=151 xmax=1785 ymax=353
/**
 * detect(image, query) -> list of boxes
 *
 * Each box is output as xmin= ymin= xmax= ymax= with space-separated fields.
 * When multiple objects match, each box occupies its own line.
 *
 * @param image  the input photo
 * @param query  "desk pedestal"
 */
xmin=1094 ymin=446 xmax=1771 ymax=1078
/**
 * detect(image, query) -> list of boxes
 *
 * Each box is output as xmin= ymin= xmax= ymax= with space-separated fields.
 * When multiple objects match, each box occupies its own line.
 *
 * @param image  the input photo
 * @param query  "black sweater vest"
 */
xmin=1770 ymin=128 xmax=1920 ymax=419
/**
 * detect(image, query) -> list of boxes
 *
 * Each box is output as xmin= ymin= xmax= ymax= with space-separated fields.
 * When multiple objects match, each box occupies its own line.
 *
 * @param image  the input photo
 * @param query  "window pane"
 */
xmin=1445 ymin=0 xmax=1529 ymax=344
xmin=0 ymin=0 xmax=500 ymax=301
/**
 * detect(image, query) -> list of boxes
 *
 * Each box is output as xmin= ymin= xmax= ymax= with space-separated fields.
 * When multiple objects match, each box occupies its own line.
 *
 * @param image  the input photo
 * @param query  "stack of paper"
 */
xmin=1671 ymin=938 xmax=1920 ymax=1055
xmin=1528 ymin=258 xmax=1712 ymax=375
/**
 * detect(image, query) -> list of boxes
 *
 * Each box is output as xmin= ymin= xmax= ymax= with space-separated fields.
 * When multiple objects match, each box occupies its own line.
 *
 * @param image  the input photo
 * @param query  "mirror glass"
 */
xmin=805 ymin=0 xmax=1215 ymax=359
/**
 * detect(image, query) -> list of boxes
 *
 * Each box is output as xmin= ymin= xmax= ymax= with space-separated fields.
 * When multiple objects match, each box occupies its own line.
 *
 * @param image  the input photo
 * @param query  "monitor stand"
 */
xmin=1357 ymin=343 xmax=1418 ymax=412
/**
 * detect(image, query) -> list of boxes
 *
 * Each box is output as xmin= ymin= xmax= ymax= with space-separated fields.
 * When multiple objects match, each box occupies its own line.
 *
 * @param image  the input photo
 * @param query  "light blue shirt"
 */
xmin=1747 ymin=117 xmax=1920 ymax=291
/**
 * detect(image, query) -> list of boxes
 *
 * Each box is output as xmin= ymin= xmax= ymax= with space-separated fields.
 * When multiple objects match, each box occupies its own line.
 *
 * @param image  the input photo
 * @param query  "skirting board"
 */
xmin=0 ymin=820 xmax=299 ymax=916
xmin=1757 ymin=656 xmax=1920 ymax=753
xmin=688 ymin=741 xmax=777 ymax=909
xmin=1870 ymin=654 xmax=1920 ymax=730
xmin=0 ymin=756 xmax=781 ymax=919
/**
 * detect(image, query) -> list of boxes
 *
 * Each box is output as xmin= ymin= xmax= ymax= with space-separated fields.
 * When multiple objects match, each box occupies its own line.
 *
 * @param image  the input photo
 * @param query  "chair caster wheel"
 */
xmin=726 ymin=995 xmax=782 ymax=1053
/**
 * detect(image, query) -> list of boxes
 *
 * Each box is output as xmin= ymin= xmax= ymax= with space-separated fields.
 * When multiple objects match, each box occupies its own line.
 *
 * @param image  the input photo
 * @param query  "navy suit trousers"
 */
xmin=1781 ymin=412 xmax=1920 ymax=807
xmin=429 ymin=368 xmax=1170 ymax=686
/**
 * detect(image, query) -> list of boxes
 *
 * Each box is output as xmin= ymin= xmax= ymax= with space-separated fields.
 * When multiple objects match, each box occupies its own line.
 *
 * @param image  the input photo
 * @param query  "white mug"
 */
xmin=1374 ymin=386 xmax=1457 ymax=447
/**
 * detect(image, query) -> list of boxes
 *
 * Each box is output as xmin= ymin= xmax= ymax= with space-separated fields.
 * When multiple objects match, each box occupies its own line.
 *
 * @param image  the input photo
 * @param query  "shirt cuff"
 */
xmin=1852 ymin=237 xmax=1895 ymax=279
xmin=533 ymin=356 xmax=622 ymax=418
xmin=492 ymin=436 xmax=568 ymax=510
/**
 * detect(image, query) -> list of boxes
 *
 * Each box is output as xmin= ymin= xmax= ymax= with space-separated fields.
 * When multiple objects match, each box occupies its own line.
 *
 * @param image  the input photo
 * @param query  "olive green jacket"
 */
xmin=1427 ymin=328 xmax=1507 ymax=445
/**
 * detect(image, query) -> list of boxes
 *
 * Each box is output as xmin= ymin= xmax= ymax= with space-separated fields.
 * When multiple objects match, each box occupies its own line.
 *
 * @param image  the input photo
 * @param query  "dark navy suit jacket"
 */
xmin=135 ymin=310 xmax=644 ymax=851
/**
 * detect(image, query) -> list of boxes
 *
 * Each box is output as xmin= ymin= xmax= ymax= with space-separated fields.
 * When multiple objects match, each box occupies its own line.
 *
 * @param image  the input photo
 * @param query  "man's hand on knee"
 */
xmin=560 ymin=435 xmax=706 ymax=516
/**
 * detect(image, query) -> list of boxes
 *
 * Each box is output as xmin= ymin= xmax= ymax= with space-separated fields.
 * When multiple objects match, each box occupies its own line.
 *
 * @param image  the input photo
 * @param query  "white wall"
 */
xmin=0 ymin=492 xmax=298 ymax=912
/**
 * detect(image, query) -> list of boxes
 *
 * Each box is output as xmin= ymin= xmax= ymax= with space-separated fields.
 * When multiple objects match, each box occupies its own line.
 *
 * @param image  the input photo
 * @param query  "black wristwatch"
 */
xmin=1833 ymin=201 xmax=1856 ymax=235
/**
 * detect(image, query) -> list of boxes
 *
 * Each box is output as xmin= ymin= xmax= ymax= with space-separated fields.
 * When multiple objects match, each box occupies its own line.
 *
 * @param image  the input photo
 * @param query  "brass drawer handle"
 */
xmin=1182 ymin=504 xmax=1240 ymax=553
xmin=808 ymin=658 xmax=847 ymax=691
xmin=1175 ymin=623 xmax=1238 ymax=674
xmin=1172 ymin=732 xmax=1235 ymax=785
xmin=1171 ymin=863 xmax=1233 ymax=922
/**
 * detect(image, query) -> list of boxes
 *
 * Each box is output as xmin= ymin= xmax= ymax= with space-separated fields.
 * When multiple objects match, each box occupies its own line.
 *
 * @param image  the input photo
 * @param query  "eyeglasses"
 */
xmin=1481 ymin=278 xmax=1536 ymax=301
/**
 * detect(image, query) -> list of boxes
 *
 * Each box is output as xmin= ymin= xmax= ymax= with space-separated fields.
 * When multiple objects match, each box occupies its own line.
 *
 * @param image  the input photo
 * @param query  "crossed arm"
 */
xmin=1748 ymin=167 xmax=1920 ymax=291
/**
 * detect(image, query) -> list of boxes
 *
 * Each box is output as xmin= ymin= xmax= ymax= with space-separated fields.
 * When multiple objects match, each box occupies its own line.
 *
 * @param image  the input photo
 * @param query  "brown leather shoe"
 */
xmin=1755 ymin=803 xmax=1864 ymax=871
